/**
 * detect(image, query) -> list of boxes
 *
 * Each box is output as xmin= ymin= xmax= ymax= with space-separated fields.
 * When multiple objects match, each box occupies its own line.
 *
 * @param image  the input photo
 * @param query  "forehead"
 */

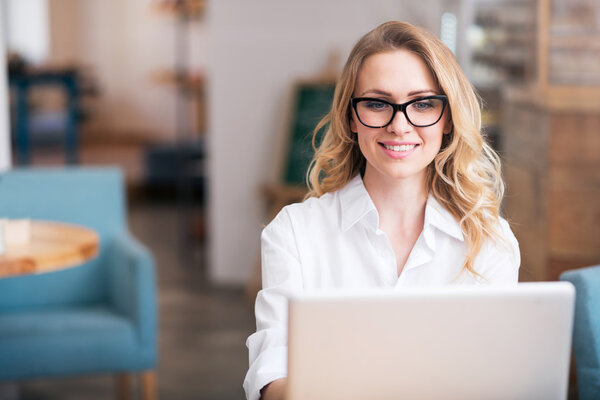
xmin=354 ymin=49 xmax=437 ymax=97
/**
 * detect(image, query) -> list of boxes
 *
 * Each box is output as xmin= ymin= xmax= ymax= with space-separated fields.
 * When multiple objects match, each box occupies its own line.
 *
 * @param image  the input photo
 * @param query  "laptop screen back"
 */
xmin=286 ymin=283 xmax=574 ymax=400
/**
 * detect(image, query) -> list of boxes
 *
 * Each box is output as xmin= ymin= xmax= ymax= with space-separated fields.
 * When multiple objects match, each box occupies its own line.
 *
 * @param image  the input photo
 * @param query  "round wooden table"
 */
xmin=0 ymin=221 xmax=99 ymax=278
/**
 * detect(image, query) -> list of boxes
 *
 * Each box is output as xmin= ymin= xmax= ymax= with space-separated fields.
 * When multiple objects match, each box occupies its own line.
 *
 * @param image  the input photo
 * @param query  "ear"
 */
xmin=443 ymin=118 xmax=453 ymax=135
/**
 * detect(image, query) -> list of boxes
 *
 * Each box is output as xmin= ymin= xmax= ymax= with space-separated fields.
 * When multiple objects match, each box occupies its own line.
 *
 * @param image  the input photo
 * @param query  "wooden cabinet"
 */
xmin=502 ymin=0 xmax=600 ymax=281
xmin=503 ymin=87 xmax=600 ymax=281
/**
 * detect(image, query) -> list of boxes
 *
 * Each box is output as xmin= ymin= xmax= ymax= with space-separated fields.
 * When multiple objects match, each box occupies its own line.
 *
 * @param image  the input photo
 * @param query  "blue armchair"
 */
xmin=560 ymin=265 xmax=600 ymax=400
xmin=0 ymin=167 xmax=158 ymax=399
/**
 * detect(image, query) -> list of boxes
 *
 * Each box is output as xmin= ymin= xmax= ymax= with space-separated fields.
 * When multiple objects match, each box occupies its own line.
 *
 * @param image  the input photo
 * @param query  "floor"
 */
xmin=13 ymin=200 xmax=256 ymax=400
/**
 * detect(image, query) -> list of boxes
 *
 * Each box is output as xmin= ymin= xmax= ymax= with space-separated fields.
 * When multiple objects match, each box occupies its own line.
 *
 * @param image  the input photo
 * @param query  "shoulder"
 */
xmin=473 ymin=216 xmax=521 ymax=283
xmin=288 ymin=191 xmax=339 ymax=220
xmin=260 ymin=190 xmax=343 ymax=277
xmin=494 ymin=216 xmax=520 ymax=258
xmin=264 ymin=190 xmax=340 ymax=236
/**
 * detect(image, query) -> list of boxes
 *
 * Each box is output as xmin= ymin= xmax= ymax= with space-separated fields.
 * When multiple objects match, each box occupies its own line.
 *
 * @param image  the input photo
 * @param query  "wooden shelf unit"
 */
xmin=537 ymin=0 xmax=600 ymax=98
xmin=502 ymin=0 xmax=600 ymax=282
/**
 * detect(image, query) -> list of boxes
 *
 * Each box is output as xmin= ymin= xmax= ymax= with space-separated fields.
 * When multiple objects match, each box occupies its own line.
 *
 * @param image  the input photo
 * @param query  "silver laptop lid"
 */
xmin=287 ymin=282 xmax=575 ymax=400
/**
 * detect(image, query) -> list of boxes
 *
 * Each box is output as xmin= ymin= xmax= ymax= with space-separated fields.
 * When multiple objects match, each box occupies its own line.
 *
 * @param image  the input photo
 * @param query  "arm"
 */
xmin=478 ymin=218 xmax=521 ymax=284
xmin=244 ymin=208 xmax=302 ymax=400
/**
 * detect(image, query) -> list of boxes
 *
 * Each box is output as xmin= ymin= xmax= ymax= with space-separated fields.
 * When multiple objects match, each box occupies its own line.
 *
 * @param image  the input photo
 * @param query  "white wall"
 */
xmin=48 ymin=0 xmax=208 ymax=142
xmin=5 ymin=0 xmax=49 ymax=64
xmin=207 ymin=0 xmax=444 ymax=285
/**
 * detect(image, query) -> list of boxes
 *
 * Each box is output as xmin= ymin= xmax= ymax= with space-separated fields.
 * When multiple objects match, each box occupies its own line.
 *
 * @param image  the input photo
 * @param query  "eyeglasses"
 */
xmin=350 ymin=95 xmax=448 ymax=128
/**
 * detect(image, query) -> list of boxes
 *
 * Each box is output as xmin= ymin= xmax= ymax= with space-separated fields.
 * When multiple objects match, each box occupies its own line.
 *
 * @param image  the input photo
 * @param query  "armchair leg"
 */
xmin=115 ymin=374 xmax=132 ymax=400
xmin=140 ymin=371 xmax=157 ymax=400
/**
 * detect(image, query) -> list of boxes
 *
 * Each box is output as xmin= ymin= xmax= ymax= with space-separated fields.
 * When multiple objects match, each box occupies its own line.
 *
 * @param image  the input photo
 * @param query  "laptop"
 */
xmin=286 ymin=282 xmax=575 ymax=400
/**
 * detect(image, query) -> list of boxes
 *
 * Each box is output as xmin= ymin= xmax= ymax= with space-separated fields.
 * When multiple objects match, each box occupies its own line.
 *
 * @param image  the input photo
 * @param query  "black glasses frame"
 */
xmin=350 ymin=95 xmax=448 ymax=128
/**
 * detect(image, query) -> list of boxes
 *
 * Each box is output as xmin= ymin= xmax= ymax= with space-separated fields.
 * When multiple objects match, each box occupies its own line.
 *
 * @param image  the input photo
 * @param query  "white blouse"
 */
xmin=243 ymin=174 xmax=520 ymax=400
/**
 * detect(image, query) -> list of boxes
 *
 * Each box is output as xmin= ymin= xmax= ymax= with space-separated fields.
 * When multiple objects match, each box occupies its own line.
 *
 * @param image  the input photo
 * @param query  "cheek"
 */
xmin=355 ymin=128 xmax=380 ymax=157
xmin=356 ymin=130 xmax=367 ymax=152
xmin=420 ymin=126 xmax=445 ymax=148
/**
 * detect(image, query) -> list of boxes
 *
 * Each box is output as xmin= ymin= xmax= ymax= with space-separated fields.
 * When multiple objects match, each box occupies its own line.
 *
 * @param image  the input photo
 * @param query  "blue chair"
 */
xmin=560 ymin=265 xmax=600 ymax=400
xmin=0 ymin=167 xmax=158 ymax=399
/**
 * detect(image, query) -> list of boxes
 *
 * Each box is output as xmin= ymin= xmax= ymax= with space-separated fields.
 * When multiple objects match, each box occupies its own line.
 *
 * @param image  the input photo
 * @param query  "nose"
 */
xmin=387 ymin=110 xmax=412 ymax=135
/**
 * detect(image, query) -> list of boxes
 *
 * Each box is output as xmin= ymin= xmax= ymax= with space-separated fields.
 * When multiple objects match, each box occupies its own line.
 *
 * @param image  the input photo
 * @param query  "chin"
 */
xmin=373 ymin=164 xmax=428 ymax=182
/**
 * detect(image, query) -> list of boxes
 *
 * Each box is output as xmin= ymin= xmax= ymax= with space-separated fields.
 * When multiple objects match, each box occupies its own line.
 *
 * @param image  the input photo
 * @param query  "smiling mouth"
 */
xmin=381 ymin=143 xmax=418 ymax=152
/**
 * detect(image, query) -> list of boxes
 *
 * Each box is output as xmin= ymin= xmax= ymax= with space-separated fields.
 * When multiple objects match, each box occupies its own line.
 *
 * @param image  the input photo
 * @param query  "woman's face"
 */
xmin=350 ymin=49 xmax=452 ymax=187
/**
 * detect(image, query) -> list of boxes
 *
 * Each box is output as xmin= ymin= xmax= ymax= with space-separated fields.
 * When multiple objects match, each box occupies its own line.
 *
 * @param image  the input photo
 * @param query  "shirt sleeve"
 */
xmin=477 ymin=217 xmax=521 ymax=284
xmin=243 ymin=207 xmax=303 ymax=400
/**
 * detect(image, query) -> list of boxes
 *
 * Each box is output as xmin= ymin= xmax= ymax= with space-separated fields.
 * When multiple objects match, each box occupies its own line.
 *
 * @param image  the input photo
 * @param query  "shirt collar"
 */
xmin=339 ymin=174 xmax=464 ymax=242
xmin=339 ymin=174 xmax=378 ymax=232
xmin=424 ymin=196 xmax=464 ymax=242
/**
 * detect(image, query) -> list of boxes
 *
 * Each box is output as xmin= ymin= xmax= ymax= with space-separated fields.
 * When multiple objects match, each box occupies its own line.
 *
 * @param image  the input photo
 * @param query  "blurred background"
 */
xmin=0 ymin=0 xmax=598 ymax=399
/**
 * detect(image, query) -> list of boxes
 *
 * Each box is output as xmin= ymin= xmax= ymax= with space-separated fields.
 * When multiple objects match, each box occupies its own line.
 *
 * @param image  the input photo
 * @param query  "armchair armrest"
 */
xmin=106 ymin=230 xmax=157 ymax=349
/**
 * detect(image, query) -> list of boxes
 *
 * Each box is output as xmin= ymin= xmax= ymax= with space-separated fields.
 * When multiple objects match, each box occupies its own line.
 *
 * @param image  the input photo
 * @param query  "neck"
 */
xmin=363 ymin=167 xmax=428 ymax=230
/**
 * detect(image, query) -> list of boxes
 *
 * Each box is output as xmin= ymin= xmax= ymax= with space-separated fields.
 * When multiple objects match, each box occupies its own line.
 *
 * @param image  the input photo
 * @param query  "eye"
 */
xmin=411 ymin=100 xmax=435 ymax=111
xmin=363 ymin=100 xmax=391 ymax=112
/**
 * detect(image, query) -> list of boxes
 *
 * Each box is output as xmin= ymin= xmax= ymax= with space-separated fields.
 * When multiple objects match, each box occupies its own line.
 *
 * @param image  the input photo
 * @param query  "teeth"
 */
xmin=383 ymin=144 xmax=416 ymax=152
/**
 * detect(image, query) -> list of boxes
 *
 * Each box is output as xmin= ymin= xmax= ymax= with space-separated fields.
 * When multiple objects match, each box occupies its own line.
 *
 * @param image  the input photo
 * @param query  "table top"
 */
xmin=0 ymin=221 xmax=99 ymax=278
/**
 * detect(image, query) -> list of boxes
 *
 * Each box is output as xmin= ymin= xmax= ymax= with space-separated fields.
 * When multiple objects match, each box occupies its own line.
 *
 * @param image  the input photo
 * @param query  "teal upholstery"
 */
xmin=0 ymin=167 xmax=157 ymax=380
xmin=560 ymin=265 xmax=600 ymax=400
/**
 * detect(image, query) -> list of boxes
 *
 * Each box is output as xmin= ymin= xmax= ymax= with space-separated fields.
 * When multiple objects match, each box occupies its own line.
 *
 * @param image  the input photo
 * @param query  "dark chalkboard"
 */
xmin=283 ymin=82 xmax=336 ymax=185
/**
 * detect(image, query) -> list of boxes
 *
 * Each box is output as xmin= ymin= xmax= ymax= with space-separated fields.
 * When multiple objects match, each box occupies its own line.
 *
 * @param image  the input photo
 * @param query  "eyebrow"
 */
xmin=360 ymin=88 xmax=437 ymax=97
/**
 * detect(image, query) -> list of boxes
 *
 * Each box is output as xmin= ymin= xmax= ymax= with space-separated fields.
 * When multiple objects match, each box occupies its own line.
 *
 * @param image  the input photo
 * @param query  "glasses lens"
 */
xmin=355 ymin=99 xmax=394 ymax=127
xmin=405 ymin=98 xmax=445 ymax=126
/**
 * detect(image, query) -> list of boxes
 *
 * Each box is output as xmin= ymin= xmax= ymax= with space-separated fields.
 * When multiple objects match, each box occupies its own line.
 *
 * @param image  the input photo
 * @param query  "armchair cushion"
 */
xmin=0 ymin=306 xmax=137 ymax=379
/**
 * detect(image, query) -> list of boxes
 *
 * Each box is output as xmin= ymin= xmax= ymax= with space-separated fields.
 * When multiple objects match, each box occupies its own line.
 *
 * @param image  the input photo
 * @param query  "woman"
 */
xmin=244 ymin=21 xmax=520 ymax=400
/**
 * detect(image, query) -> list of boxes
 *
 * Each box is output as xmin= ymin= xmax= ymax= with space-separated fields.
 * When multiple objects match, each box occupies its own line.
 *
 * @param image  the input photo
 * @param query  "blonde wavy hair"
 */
xmin=306 ymin=21 xmax=505 ymax=275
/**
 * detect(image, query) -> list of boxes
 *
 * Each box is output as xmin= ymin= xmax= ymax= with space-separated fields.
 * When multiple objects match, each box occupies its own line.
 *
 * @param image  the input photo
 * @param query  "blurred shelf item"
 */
xmin=460 ymin=0 xmax=537 ymax=153
xmin=538 ymin=0 xmax=600 ymax=96
xmin=150 ymin=69 xmax=205 ymax=94
xmin=470 ymin=0 xmax=537 ymax=87
xmin=150 ymin=0 xmax=205 ymax=19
